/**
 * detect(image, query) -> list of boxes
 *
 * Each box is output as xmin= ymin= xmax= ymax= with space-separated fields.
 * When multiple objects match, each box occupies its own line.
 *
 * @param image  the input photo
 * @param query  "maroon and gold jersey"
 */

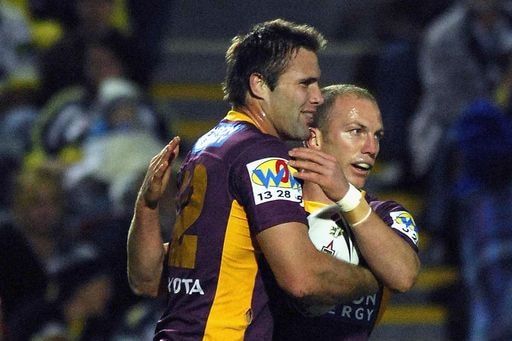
xmin=154 ymin=111 xmax=308 ymax=341
xmin=272 ymin=193 xmax=419 ymax=341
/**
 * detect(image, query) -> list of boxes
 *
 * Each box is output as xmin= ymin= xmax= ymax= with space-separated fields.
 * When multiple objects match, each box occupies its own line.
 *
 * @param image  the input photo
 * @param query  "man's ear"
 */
xmin=305 ymin=127 xmax=322 ymax=150
xmin=249 ymin=73 xmax=268 ymax=99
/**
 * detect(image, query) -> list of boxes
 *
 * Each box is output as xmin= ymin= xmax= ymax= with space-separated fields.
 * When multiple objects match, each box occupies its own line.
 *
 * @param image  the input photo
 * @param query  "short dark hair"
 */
xmin=223 ymin=18 xmax=327 ymax=107
xmin=313 ymin=84 xmax=377 ymax=132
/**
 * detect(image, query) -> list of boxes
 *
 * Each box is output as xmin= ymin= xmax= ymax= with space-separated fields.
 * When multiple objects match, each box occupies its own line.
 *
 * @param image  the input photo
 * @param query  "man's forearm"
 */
xmin=352 ymin=213 xmax=420 ymax=292
xmin=310 ymin=256 xmax=380 ymax=305
xmin=293 ymin=259 xmax=380 ymax=316
xmin=127 ymin=199 xmax=166 ymax=297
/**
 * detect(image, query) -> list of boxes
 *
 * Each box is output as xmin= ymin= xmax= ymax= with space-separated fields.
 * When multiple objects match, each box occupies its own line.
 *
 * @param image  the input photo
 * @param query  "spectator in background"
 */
xmin=26 ymin=39 xmax=168 ymax=327
xmin=21 ymin=30 xmax=169 ymax=332
xmin=1 ymin=152 xmax=136 ymax=338
xmin=31 ymin=0 xmax=172 ymax=93
xmin=62 ymin=76 xmax=167 ymax=208
xmin=349 ymin=0 xmax=453 ymax=189
xmin=0 ymin=156 xmax=135 ymax=341
xmin=407 ymin=2 xmax=512 ymax=338
xmin=368 ymin=0 xmax=452 ymax=188
xmin=0 ymin=159 xmax=68 ymax=327
xmin=26 ymin=37 xmax=168 ymax=235
xmin=408 ymin=0 xmax=512 ymax=181
xmin=7 ymin=243 xmax=115 ymax=341
xmin=0 ymin=2 xmax=38 ymax=91
xmin=435 ymin=99 xmax=512 ymax=340
xmin=0 ymin=2 xmax=41 ymax=211
xmin=35 ymin=0 xmax=148 ymax=105
xmin=407 ymin=0 xmax=512 ymax=263
xmin=29 ymin=37 xmax=167 ymax=165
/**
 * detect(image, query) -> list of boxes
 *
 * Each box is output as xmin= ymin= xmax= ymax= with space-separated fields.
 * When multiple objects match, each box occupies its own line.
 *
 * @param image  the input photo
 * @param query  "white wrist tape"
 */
xmin=335 ymin=183 xmax=362 ymax=212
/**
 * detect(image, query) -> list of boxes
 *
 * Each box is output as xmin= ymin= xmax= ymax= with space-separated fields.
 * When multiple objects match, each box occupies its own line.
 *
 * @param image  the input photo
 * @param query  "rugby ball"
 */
xmin=308 ymin=204 xmax=360 ymax=264
xmin=303 ymin=203 xmax=360 ymax=316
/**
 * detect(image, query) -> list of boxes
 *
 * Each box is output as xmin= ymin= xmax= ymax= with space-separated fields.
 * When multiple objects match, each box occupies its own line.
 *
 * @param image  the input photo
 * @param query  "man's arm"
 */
xmin=257 ymin=221 xmax=379 ymax=306
xmin=288 ymin=146 xmax=420 ymax=293
xmin=127 ymin=137 xmax=180 ymax=297
xmin=349 ymin=213 xmax=420 ymax=293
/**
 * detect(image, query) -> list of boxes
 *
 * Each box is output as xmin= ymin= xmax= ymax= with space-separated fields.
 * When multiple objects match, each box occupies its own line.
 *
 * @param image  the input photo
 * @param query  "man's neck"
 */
xmin=234 ymin=105 xmax=279 ymax=137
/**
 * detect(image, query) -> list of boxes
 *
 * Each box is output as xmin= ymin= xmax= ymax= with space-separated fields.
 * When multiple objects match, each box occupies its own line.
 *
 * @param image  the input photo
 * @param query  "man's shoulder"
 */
xmin=365 ymin=192 xmax=407 ymax=211
xmin=365 ymin=192 xmax=419 ymax=248
xmin=191 ymin=118 xmax=287 ymax=160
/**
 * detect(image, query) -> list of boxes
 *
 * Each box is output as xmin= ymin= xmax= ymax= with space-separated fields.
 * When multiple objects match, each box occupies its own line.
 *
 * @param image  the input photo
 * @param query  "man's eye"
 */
xmin=301 ymin=79 xmax=316 ymax=86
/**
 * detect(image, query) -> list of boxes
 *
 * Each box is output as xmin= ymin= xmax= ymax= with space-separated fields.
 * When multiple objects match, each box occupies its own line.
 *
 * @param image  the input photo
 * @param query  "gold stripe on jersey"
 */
xmin=168 ymin=234 xmax=198 ymax=269
xmin=225 ymin=110 xmax=258 ymax=125
xmin=203 ymin=199 xmax=258 ymax=339
xmin=304 ymin=200 xmax=328 ymax=214
xmin=169 ymin=163 xmax=208 ymax=269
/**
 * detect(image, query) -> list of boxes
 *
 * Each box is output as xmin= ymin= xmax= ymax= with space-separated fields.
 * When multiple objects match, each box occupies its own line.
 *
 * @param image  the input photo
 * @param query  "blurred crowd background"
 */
xmin=1 ymin=0 xmax=512 ymax=340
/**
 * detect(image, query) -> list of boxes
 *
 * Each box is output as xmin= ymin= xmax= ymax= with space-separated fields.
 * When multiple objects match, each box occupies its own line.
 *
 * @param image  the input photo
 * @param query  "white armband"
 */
xmin=335 ymin=183 xmax=362 ymax=212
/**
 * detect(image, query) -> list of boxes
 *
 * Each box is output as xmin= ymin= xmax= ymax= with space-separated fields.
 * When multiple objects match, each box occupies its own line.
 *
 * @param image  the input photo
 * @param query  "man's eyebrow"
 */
xmin=349 ymin=122 xmax=384 ymax=135
xmin=301 ymin=77 xmax=319 ymax=85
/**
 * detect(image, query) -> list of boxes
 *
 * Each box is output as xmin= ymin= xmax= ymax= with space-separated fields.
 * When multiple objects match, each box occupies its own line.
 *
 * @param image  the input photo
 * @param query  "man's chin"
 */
xmin=284 ymin=127 xmax=310 ymax=141
xmin=347 ymin=177 xmax=366 ymax=190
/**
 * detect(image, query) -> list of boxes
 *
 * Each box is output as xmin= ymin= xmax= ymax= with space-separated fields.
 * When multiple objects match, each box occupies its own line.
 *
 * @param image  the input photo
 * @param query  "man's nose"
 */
xmin=363 ymin=135 xmax=379 ymax=156
xmin=310 ymin=84 xmax=324 ymax=105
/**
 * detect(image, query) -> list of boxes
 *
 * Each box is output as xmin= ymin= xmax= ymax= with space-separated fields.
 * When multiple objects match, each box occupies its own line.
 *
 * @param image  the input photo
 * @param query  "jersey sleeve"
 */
xmin=230 ymin=138 xmax=308 ymax=235
xmin=369 ymin=198 xmax=420 ymax=252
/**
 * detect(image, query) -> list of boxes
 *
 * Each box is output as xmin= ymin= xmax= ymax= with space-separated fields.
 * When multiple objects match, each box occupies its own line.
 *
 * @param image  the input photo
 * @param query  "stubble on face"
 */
xmin=267 ymin=48 xmax=322 ymax=141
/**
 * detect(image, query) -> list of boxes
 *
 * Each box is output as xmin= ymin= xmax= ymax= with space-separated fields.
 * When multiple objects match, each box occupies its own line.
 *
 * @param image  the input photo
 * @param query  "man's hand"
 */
xmin=140 ymin=136 xmax=181 ymax=209
xmin=288 ymin=146 xmax=348 ymax=201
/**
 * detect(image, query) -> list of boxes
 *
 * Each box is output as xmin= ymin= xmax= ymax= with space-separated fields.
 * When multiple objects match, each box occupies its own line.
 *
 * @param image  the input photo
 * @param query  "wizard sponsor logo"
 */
xmin=246 ymin=157 xmax=302 ymax=205
xmin=390 ymin=211 xmax=418 ymax=245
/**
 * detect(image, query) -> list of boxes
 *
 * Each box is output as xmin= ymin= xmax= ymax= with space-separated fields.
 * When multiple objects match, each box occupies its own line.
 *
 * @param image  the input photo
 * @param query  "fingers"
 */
xmin=288 ymin=147 xmax=337 ymax=175
xmin=288 ymin=147 xmax=347 ymax=201
xmin=167 ymin=136 xmax=181 ymax=161
xmin=151 ymin=136 xmax=181 ymax=178
xmin=141 ymin=136 xmax=181 ymax=208
xmin=289 ymin=147 xmax=337 ymax=164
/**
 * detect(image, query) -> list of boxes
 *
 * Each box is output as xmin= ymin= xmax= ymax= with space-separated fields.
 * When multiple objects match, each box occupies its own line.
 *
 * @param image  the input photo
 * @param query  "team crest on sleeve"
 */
xmin=246 ymin=157 xmax=303 ymax=205
xmin=390 ymin=211 xmax=418 ymax=245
